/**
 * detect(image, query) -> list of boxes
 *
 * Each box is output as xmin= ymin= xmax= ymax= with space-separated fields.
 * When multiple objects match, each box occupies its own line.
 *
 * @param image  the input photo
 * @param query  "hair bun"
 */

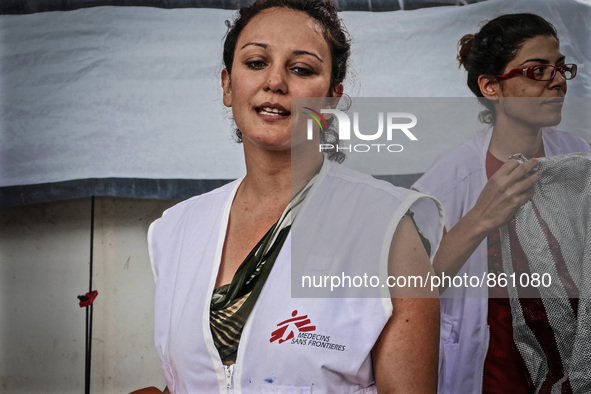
xmin=457 ymin=33 xmax=475 ymax=70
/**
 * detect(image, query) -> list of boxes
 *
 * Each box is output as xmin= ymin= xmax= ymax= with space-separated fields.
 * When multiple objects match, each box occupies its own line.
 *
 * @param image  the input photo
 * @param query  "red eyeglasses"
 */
xmin=496 ymin=63 xmax=577 ymax=81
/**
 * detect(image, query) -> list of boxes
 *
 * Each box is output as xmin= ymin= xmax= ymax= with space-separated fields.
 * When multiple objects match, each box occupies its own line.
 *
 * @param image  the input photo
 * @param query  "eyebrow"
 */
xmin=241 ymin=42 xmax=268 ymax=50
xmin=240 ymin=42 xmax=324 ymax=63
xmin=293 ymin=50 xmax=324 ymax=63
xmin=520 ymin=55 xmax=566 ymax=66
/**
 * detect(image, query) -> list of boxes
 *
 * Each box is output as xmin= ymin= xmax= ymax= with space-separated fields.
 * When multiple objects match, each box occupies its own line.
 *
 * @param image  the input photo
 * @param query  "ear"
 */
xmin=332 ymin=83 xmax=344 ymax=98
xmin=323 ymin=83 xmax=344 ymax=110
xmin=221 ymin=68 xmax=232 ymax=107
xmin=477 ymin=75 xmax=502 ymax=98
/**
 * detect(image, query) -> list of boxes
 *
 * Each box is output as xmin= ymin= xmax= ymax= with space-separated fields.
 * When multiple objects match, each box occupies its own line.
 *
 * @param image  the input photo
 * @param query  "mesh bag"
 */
xmin=500 ymin=153 xmax=591 ymax=393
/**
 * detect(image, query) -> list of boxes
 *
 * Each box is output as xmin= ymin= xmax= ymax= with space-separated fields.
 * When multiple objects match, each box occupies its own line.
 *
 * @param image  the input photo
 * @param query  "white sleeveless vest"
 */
xmin=149 ymin=160 xmax=443 ymax=393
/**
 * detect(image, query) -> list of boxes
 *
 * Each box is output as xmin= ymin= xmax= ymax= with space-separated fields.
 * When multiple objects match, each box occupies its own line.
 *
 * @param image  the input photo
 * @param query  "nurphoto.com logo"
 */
xmin=303 ymin=107 xmax=418 ymax=153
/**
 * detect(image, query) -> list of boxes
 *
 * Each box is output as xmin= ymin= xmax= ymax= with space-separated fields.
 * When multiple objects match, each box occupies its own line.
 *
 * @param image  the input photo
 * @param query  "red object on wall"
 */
xmin=78 ymin=290 xmax=98 ymax=307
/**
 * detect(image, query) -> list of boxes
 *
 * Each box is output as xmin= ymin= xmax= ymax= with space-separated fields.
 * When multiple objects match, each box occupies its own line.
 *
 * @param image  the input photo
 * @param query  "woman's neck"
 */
xmin=239 ymin=144 xmax=323 ymax=210
xmin=488 ymin=115 xmax=544 ymax=161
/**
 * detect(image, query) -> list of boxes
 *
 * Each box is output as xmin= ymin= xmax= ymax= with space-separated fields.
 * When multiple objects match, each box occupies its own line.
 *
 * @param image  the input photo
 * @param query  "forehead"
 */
xmin=236 ymin=7 xmax=330 ymax=54
xmin=510 ymin=35 xmax=563 ymax=64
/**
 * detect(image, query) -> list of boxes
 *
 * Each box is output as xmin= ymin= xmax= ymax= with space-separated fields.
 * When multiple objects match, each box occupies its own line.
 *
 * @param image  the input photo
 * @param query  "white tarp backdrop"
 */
xmin=0 ymin=0 xmax=589 ymax=197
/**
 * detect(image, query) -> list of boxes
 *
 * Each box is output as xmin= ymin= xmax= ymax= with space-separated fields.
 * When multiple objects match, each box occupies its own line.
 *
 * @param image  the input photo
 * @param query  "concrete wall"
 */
xmin=0 ymin=197 xmax=176 ymax=393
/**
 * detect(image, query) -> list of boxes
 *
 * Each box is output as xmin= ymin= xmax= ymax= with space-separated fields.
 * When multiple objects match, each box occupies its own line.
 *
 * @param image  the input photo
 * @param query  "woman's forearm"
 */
xmin=432 ymin=209 xmax=491 ymax=281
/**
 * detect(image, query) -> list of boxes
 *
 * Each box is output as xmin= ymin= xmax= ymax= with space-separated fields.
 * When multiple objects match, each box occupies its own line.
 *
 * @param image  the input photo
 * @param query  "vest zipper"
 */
xmin=224 ymin=364 xmax=235 ymax=393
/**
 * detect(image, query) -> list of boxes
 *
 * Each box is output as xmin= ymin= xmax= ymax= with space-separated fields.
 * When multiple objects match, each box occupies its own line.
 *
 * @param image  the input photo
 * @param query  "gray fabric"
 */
xmin=500 ymin=153 xmax=591 ymax=393
xmin=0 ymin=0 xmax=487 ymax=15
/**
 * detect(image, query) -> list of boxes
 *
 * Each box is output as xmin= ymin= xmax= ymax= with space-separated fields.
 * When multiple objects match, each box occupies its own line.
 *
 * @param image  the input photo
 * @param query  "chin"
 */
xmin=244 ymin=130 xmax=291 ymax=149
xmin=540 ymin=113 xmax=563 ymax=128
xmin=252 ymin=138 xmax=293 ymax=152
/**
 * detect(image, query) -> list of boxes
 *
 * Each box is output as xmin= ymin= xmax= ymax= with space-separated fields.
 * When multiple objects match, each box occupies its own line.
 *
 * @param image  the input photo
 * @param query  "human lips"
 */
xmin=255 ymin=103 xmax=291 ymax=119
xmin=542 ymin=98 xmax=564 ymax=105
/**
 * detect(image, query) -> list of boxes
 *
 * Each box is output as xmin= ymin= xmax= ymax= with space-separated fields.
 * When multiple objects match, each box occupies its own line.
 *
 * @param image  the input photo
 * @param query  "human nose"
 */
xmin=264 ymin=65 xmax=288 ymax=94
xmin=548 ymin=67 xmax=567 ymax=89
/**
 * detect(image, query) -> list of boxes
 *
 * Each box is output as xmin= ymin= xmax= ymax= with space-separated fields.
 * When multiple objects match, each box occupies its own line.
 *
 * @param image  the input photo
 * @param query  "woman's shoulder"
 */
xmin=412 ymin=136 xmax=485 ymax=199
xmin=325 ymin=161 xmax=420 ymax=203
xmin=542 ymin=127 xmax=591 ymax=154
xmin=151 ymin=179 xmax=241 ymax=228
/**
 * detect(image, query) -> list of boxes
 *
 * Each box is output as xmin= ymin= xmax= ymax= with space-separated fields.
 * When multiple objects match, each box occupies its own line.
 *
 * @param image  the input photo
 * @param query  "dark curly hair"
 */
xmin=222 ymin=0 xmax=351 ymax=162
xmin=457 ymin=13 xmax=558 ymax=123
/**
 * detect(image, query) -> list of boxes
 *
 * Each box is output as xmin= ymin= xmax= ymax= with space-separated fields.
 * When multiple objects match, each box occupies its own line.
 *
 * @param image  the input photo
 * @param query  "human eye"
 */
xmin=531 ymin=65 xmax=548 ymax=79
xmin=291 ymin=65 xmax=315 ymax=77
xmin=527 ymin=64 xmax=554 ymax=81
xmin=245 ymin=59 xmax=267 ymax=70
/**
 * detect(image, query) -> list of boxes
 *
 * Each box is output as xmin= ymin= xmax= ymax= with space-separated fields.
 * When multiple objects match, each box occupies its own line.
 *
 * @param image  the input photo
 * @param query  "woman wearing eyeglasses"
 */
xmin=413 ymin=13 xmax=591 ymax=394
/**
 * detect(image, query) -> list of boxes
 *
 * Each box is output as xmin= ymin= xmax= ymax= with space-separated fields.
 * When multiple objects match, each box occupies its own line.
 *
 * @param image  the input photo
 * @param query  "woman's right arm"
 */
xmin=433 ymin=157 xmax=540 ymax=286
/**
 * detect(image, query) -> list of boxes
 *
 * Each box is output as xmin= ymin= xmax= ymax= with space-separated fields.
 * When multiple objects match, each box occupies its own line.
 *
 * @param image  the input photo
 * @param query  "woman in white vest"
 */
xmin=148 ymin=0 xmax=443 ymax=393
xmin=413 ymin=13 xmax=591 ymax=394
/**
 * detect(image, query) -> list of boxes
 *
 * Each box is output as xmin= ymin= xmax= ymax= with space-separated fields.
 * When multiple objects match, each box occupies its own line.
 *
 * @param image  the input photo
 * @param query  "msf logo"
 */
xmin=303 ymin=107 xmax=418 ymax=153
xmin=270 ymin=310 xmax=316 ymax=344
